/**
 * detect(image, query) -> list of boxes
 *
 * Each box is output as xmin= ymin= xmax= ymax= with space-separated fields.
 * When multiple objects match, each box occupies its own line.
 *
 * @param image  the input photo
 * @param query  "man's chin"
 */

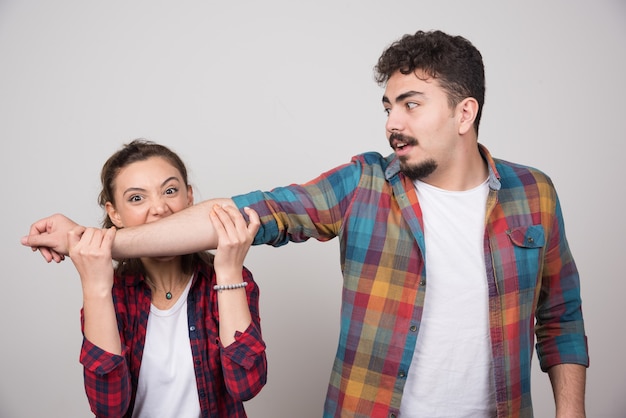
xmin=400 ymin=159 xmax=438 ymax=181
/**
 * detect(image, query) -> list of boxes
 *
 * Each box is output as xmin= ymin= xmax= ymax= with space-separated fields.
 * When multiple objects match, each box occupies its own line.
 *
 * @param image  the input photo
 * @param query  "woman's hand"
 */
xmin=209 ymin=205 xmax=260 ymax=278
xmin=209 ymin=205 xmax=260 ymax=346
xmin=68 ymin=227 xmax=117 ymax=297
xmin=70 ymin=227 xmax=121 ymax=355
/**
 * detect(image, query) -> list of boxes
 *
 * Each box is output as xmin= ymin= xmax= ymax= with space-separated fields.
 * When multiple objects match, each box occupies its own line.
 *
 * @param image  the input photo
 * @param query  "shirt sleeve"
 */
xmin=535 ymin=193 xmax=589 ymax=371
xmin=232 ymin=155 xmax=364 ymax=246
xmin=218 ymin=267 xmax=267 ymax=401
xmin=79 ymin=337 xmax=132 ymax=418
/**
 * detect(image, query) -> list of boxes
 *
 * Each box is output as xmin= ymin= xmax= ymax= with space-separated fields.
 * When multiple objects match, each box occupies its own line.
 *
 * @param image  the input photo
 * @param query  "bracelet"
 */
xmin=213 ymin=282 xmax=248 ymax=292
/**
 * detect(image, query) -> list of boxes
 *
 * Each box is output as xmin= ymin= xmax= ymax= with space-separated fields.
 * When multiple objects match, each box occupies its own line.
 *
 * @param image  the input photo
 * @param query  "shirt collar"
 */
xmin=384 ymin=143 xmax=501 ymax=191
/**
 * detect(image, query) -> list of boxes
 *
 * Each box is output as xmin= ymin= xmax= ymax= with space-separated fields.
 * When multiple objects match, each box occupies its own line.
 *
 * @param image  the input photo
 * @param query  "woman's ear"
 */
xmin=457 ymin=97 xmax=479 ymax=136
xmin=105 ymin=202 xmax=124 ymax=228
xmin=187 ymin=185 xmax=194 ymax=206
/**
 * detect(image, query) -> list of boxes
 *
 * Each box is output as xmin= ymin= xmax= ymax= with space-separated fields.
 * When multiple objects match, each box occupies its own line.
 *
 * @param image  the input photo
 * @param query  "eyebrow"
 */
xmin=382 ymin=90 xmax=424 ymax=105
xmin=122 ymin=176 xmax=181 ymax=196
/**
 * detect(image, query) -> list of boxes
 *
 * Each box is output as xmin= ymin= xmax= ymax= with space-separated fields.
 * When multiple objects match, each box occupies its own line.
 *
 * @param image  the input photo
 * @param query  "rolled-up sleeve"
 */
xmin=535 ymin=195 xmax=589 ymax=371
xmin=79 ymin=338 xmax=132 ymax=418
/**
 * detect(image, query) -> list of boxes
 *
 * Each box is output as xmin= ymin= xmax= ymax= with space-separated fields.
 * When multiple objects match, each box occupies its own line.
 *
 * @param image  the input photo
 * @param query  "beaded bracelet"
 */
xmin=213 ymin=282 xmax=248 ymax=292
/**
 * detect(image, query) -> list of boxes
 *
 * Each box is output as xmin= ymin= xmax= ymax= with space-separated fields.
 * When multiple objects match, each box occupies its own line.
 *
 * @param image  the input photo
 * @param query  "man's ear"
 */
xmin=105 ymin=202 xmax=124 ymax=228
xmin=457 ymin=97 xmax=479 ymax=135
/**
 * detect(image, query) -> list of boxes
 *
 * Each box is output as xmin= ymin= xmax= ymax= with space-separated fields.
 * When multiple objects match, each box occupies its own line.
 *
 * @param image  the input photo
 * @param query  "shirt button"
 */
xmin=189 ymin=326 xmax=196 ymax=332
xmin=398 ymin=370 xmax=406 ymax=378
xmin=419 ymin=279 xmax=426 ymax=286
xmin=410 ymin=325 xmax=417 ymax=332
xmin=390 ymin=414 xmax=397 ymax=418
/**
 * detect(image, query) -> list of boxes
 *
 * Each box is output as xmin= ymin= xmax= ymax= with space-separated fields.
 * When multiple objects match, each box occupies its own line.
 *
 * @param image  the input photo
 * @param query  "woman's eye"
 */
xmin=129 ymin=195 xmax=142 ymax=203
xmin=165 ymin=187 xmax=178 ymax=195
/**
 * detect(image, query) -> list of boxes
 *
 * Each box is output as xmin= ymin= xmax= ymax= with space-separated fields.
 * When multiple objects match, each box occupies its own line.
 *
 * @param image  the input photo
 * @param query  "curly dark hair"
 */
xmin=99 ymin=139 xmax=213 ymax=275
xmin=374 ymin=30 xmax=485 ymax=134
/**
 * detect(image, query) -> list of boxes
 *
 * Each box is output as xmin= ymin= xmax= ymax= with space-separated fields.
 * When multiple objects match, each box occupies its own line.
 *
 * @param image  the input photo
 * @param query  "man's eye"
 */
xmin=406 ymin=102 xmax=418 ymax=109
xmin=383 ymin=108 xmax=391 ymax=116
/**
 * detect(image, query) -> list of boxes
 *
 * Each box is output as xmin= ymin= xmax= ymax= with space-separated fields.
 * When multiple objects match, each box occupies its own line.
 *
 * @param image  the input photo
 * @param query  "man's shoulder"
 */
xmin=351 ymin=151 xmax=392 ymax=163
xmin=493 ymin=158 xmax=553 ymax=188
xmin=349 ymin=151 xmax=396 ymax=173
xmin=493 ymin=157 xmax=553 ymax=184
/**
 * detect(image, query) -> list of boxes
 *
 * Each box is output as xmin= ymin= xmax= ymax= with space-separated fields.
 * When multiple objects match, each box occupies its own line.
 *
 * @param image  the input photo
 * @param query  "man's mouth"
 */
xmin=389 ymin=133 xmax=417 ymax=151
xmin=394 ymin=141 xmax=409 ymax=150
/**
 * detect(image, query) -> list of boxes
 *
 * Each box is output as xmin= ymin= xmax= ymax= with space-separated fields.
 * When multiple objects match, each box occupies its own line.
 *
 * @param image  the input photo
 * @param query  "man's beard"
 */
xmin=399 ymin=157 xmax=438 ymax=181
xmin=389 ymin=132 xmax=438 ymax=180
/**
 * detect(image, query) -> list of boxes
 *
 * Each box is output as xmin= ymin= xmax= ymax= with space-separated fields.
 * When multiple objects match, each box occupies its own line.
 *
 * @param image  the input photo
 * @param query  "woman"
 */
xmin=68 ymin=139 xmax=266 ymax=417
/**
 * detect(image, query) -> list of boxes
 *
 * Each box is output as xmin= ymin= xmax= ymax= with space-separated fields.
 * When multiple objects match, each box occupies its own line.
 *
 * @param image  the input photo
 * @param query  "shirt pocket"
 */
xmin=505 ymin=224 xmax=545 ymax=292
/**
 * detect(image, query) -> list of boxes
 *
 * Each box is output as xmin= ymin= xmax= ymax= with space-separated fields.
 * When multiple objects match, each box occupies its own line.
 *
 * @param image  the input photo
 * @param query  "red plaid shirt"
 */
xmin=79 ymin=263 xmax=266 ymax=418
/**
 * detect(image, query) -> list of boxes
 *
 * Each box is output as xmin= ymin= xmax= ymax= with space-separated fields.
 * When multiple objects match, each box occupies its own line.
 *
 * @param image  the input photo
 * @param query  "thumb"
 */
xmin=21 ymin=235 xmax=43 ymax=248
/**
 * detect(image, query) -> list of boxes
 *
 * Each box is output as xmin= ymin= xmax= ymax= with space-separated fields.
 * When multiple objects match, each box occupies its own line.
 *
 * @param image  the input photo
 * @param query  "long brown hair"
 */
xmin=99 ymin=139 xmax=213 ymax=275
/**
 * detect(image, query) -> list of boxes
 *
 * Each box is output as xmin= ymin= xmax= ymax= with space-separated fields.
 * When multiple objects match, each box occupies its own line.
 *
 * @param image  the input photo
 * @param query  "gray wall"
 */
xmin=2 ymin=0 xmax=624 ymax=416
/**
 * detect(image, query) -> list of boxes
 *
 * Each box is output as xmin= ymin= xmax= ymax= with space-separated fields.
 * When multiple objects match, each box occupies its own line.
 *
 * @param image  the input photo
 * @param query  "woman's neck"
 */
xmin=142 ymin=256 xmax=190 ymax=305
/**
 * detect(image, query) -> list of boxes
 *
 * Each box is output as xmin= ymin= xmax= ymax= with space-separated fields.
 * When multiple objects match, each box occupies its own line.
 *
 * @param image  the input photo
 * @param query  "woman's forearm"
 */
xmin=83 ymin=292 xmax=122 ymax=355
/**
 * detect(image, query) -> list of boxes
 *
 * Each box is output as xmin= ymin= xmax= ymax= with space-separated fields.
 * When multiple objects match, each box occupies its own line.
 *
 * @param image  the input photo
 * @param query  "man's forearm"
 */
xmin=111 ymin=198 xmax=234 ymax=259
xmin=548 ymin=363 xmax=587 ymax=418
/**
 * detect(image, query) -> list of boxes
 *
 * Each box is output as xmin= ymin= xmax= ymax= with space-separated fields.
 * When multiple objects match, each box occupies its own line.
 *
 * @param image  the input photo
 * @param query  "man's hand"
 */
xmin=20 ymin=214 xmax=85 ymax=263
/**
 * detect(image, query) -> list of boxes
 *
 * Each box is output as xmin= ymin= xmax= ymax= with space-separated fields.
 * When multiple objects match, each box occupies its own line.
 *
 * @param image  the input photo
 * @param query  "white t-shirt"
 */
xmin=132 ymin=276 xmax=201 ymax=418
xmin=399 ymin=179 xmax=496 ymax=418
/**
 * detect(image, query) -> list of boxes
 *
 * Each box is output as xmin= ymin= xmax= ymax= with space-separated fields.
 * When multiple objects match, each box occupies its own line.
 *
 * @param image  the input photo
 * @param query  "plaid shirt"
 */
xmin=79 ymin=263 xmax=266 ymax=418
xmin=233 ymin=144 xmax=588 ymax=418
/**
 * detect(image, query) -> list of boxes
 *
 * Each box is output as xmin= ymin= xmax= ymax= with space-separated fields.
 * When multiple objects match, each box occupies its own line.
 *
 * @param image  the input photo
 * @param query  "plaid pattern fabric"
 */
xmin=232 ymin=144 xmax=588 ymax=418
xmin=79 ymin=263 xmax=266 ymax=418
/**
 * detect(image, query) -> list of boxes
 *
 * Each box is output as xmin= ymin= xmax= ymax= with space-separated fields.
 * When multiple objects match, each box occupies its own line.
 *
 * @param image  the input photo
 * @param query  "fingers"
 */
xmin=21 ymin=234 xmax=46 ymax=249
xmin=39 ymin=247 xmax=54 ymax=263
xmin=50 ymin=250 xmax=65 ymax=263
xmin=210 ymin=205 xmax=258 ymax=241
xmin=67 ymin=226 xmax=84 ymax=250
xmin=209 ymin=205 xmax=229 ymax=238
xmin=243 ymin=206 xmax=261 ymax=236
xmin=69 ymin=227 xmax=93 ymax=259
xmin=103 ymin=226 xmax=117 ymax=247
xmin=69 ymin=227 xmax=116 ymax=266
xmin=21 ymin=214 xmax=82 ymax=262
xmin=21 ymin=235 xmax=65 ymax=263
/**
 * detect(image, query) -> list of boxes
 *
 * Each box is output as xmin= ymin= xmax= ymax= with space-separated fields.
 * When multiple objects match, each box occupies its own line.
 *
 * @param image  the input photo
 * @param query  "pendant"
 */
xmin=166 ymin=292 xmax=172 ymax=300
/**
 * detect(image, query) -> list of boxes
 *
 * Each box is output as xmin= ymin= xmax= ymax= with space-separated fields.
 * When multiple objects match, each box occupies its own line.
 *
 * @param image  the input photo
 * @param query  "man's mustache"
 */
xmin=389 ymin=132 xmax=418 ymax=149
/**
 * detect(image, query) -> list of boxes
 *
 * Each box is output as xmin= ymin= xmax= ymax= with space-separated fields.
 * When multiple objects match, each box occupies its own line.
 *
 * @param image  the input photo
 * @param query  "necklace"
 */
xmin=163 ymin=274 xmax=193 ymax=300
xmin=147 ymin=275 xmax=183 ymax=300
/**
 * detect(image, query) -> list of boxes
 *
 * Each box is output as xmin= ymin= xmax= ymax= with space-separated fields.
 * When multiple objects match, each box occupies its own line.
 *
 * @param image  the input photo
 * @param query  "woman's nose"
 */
xmin=151 ymin=197 xmax=169 ymax=216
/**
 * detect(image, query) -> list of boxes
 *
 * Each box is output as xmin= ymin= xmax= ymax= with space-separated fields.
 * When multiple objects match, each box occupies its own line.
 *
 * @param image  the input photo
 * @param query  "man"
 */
xmin=23 ymin=30 xmax=588 ymax=417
